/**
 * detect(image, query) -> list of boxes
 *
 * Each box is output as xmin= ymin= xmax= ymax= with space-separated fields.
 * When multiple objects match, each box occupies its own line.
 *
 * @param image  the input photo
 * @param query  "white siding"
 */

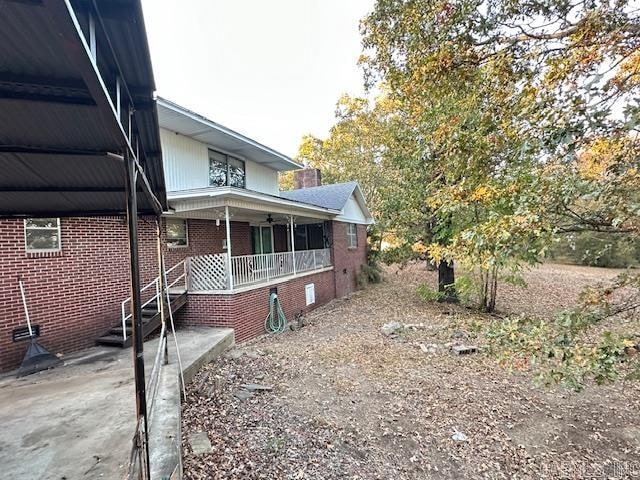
xmin=245 ymin=161 xmax=279 ymax=196
xmin=160 ymin=127 xmax=281 ymax=195
xmin=336 ymin=194 xmax=369 ymax=224
xmin=160 ymin=128 xmax=209 ymax=191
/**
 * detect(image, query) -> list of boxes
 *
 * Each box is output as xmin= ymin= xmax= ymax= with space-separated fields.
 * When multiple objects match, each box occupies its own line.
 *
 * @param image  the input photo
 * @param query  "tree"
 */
xmin=286 ymin=94 xmax=402 ymax=253
xmin=360 ymin=0 xmax=640 ymax=310
xmin=359 ymin=0 xmax=640 ymax=385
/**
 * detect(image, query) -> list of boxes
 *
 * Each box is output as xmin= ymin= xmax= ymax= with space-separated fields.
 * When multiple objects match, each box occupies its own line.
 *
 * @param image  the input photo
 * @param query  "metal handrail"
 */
xmin=120 ymin=259 xmax=186 ymax=341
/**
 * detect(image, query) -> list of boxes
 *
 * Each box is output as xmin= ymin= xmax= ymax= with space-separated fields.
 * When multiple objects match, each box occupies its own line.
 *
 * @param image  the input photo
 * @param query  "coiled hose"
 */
xmin=265 ymin=292 xmax=287 ymax=334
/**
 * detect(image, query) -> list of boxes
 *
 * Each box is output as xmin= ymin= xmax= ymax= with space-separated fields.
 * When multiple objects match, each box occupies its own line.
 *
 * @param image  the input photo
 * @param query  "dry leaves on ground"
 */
xmin=182 ymin=263 xmax=640 ymax=480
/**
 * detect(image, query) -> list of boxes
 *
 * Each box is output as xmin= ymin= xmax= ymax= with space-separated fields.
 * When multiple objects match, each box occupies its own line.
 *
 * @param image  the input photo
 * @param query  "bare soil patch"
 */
xmin=182 ymin=263 xmax=640 ymax=479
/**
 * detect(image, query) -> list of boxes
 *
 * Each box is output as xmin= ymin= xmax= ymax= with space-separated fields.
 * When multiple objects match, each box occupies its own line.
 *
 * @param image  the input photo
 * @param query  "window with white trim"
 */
xmin=166 ymin=218 xmax=188 ymax=247
xmin=25 ymin=218 xmax=61 ymax=252
xmin=346 ymin=223 xmax=358 ymax=249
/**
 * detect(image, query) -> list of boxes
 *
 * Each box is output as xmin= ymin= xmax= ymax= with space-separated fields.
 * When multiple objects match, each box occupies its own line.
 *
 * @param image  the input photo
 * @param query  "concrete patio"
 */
xmin=0 ymin=326 xmax=233 ymax=480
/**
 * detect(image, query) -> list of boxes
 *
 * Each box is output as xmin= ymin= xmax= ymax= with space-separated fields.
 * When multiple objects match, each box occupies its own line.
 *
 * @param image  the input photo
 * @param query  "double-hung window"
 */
xmin=346 ymin=223 xmax=358 ymax=249
xmin=166 ymin=218 xmax=188 ymax=248
xmin=25 ymin=218 xmax=61 ymax=252
xmin=209 ymin=149 xmax=246 ymax=188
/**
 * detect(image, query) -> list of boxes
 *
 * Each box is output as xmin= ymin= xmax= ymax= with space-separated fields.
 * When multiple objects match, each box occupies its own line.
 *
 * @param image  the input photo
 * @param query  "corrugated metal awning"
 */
xmin=0 ymin=0 xmax=166 ymax=216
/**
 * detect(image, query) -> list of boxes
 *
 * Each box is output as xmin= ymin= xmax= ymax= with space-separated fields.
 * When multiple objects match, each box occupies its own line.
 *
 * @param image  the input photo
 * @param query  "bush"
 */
xmin=416 ymin=274 xmax=474 ymax=305
xmin=550 ymin=232 xmax=640 ymax=268
xmin=356 ymin=261 xmax=382 ymax=288
xmin=416 ymin=283 xmax=443 ymax=301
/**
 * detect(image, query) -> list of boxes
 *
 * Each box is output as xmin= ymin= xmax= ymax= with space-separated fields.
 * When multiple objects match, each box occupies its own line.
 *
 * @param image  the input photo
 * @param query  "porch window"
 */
xmin=24 ymin=218 xmax=61 ymax=252
xmin=166 ymin=218 xmax=188 ymax=247
xmin=346 ymin=223 xmax=358 ymax=249
xmin=251 ymin=226 xmax=273 ymax=254
xmin=208 ymin=149 xmax=245 ymax=188
xmin=294 ymin=223 xmax=325 ymax=250
xmin=307 ymin=223 xmax=325 ymax=249
xmin=294 ymin=224 xmax=307 ymax=251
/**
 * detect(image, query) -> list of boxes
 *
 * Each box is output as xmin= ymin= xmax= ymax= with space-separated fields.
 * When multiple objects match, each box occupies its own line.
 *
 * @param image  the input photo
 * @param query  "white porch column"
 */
xmin=290 ymin=215 xmax=296 ymax=275
xmin=225 ymin=206 xmax=234 ymax=290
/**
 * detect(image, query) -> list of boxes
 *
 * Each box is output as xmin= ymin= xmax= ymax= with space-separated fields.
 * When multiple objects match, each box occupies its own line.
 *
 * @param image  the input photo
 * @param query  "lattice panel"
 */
xmin=189 ymin=254 xmax=228 ymax=291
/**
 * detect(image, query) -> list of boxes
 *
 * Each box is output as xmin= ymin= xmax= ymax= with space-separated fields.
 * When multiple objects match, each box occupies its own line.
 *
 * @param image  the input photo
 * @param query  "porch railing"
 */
xmin=187 ymin=248 xmax=332 ymax=291
xmin=120 ymin=259 xmax=187 ymax=341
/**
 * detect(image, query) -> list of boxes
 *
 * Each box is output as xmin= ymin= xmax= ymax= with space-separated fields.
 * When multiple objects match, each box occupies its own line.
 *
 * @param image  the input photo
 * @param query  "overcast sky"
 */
xmin=141 ymin=0 xmax=374 ymax=158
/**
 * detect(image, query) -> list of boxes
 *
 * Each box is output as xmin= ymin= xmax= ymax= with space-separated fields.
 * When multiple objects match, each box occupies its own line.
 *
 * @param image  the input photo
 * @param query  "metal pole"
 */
xmin=290 ymin=215 xmax=296 ymax=275
xmin=225 ymin=206 xmax=233 ymax=291
xmin=18 ymin=278 xmax=33 ymax=336
xmin=156 ymin=217 xmax=168 ymax=366
xmin=124 ymin=149 xmax=151 ymax=480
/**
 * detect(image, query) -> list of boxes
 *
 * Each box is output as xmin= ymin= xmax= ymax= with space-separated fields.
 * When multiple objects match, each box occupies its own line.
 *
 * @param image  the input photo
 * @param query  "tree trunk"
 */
xmin=487 ymin=267 xmax=498 ymax=312
xmin=437 ymin=261 xmax=457 ymax=303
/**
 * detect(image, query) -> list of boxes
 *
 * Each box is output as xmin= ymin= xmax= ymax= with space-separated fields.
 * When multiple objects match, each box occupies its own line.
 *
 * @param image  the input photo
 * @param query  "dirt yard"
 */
xmin=181 ymin=263 xmax=640 ymax=479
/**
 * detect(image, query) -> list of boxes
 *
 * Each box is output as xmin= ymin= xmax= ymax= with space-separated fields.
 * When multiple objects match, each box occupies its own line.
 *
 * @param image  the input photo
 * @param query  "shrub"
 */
xmin=356 ymin=260 xmax=382 ymax=288
xmin=550 ymin=232 xmax=640 ymax=268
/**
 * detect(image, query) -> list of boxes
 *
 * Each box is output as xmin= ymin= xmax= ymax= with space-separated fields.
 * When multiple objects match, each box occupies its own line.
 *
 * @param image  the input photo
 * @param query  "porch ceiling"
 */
xmin=170 ymin=206 xmax=329 ymax=226
xmin=167 ymin=187 xmax=340 ymax=222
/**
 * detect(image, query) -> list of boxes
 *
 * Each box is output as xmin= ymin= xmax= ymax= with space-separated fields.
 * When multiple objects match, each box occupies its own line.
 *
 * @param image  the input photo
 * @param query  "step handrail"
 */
xmin=120 ymin=259 xmax=187 ymax=341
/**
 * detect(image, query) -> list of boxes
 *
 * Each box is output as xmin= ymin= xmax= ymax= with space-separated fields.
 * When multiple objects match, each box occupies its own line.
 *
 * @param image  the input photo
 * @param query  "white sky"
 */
xmin=141 ymin=0 xmax=374 ymax=158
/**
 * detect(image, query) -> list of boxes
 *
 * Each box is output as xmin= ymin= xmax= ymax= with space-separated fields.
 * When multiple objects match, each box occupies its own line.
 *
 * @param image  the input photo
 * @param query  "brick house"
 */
xmin=0 ymin=98 xmax=373 ymax=372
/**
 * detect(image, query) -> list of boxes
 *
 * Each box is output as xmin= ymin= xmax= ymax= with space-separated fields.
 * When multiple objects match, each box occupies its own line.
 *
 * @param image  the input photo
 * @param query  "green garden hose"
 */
xmin=265 ymin=292 xmax=287 ymax=334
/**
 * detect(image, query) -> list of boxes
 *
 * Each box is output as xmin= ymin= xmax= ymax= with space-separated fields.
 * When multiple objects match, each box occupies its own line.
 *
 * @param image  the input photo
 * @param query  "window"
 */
xmin=208 ymin=149 xmax=245 ymax=188
xmin=293 ymin=223 xmax=326 ymax=251
xmin=25 ymin=218 xmax=61 ymax=252
xmin=166 ymin=218 xmax=188 ymax=247
xmin=346 ymin=223 xmax=358 ymax=249
xmin=251 ymin=226 xmax=273 ymax=254
xmin=294 ymin=224 xmax=307 ymax=251
xmin=307 ymin=223 xmax=325 ymax=250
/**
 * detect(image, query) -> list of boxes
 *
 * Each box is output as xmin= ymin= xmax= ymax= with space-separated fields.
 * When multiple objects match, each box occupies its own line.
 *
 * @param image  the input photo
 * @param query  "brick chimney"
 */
xmin=293 ymin=168 xmax=322 ymax=189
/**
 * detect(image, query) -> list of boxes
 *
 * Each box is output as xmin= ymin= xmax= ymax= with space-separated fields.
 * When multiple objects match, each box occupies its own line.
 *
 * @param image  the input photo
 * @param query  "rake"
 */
xmin=16 ymin=276 xmax=62 ymax=377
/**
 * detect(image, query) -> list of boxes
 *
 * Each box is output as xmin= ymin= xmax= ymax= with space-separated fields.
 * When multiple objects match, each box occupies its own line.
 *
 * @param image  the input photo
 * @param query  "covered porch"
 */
xmin=167 ymin=187 xmax=339 ymax=292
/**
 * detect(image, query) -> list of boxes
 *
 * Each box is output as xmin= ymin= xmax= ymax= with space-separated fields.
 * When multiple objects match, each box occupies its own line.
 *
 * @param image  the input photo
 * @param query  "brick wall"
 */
xmin=0 ymin=217 xmax=154 ymax=371
xmin=0 ymin=216 xmax=367 ymax=371
xmin=0 ymin=216 xmax=252 ymax=372
xmin=331 ymin=221 xmax=368 ymax=297
xmin=178 ymin=269 xmax=335 ymax=342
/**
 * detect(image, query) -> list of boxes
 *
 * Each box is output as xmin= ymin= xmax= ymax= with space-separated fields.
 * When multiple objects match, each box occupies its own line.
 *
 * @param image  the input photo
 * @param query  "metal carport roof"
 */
xmin=0 ymin=0 xmax=166 ymax=216
xmin=0 ymin=1 xmax=167 ymax=477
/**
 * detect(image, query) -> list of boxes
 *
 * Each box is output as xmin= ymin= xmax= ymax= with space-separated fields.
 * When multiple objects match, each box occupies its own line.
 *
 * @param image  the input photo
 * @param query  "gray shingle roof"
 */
xmin=279 ymin=181 xmax=359 ymax=211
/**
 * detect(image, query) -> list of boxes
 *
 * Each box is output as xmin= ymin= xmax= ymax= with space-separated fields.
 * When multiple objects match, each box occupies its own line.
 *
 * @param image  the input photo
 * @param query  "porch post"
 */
xmin=225 ymin=206 xmax=234 ymax=290
xmin=124 ymin=149 xmax=151 ymax=479
xmin=290 ymin=215 xmax=296 ymax=275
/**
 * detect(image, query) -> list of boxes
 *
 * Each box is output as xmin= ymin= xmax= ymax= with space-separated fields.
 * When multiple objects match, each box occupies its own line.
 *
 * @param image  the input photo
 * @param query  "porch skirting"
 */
xmin=176 ymin=269 xmax=336 ymax=342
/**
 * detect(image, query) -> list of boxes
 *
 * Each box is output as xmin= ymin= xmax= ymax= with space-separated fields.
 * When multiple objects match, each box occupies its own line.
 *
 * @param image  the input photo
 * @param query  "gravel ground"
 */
xmin=182 ymin=263 xmax=640 ymax=479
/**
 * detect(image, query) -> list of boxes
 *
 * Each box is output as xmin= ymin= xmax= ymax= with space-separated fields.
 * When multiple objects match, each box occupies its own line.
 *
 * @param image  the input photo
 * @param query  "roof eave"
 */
xmin=157 ymin=97 xmax=302 ymax=171
xmin=167 ymin=187 xmax=342 ymax=215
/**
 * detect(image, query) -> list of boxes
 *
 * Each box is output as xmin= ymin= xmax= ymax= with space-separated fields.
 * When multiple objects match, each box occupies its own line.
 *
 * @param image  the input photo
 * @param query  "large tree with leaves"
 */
xmin=360 ymin=0 xmax=640 ymax=310
xmin=357 ymin=0 xmax=640 ymax=386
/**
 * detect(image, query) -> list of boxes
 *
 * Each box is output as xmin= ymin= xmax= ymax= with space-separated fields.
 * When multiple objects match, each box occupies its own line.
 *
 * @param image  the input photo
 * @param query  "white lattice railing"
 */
xmin=188 ymin=248 xmax=332 ymax=291
xmin=188 ymin=254 xmax=228 ymax=291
